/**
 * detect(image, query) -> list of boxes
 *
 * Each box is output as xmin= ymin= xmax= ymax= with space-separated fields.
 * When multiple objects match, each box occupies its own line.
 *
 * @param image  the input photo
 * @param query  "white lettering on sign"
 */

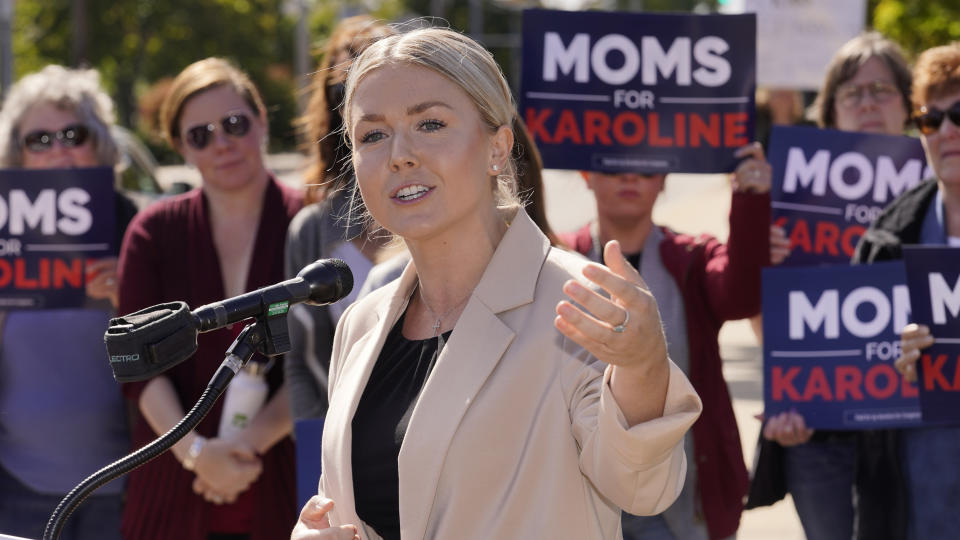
xmin=782 ymin=147 xmax=927 ymax=204
xmin=929 ymin=273 xmax=960 ymax=325
xmin=789 ymin=285 xmax=910 ymax=339
xmin=542 ymin=32 xmax=732 ymax=87
xmin=0 ymin=188 xmax=93 ymax=236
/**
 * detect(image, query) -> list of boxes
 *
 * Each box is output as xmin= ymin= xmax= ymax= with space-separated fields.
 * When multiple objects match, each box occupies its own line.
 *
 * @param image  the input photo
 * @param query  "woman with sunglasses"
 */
xmin=752 ymin=32 xmax=914 ymax=540
xmin=854 ymin=42 xmax=960 ymax=539
xmin=0 ymin=65 xmax=137 ymax=540
xmin=116 ymin=58 xmax=302 ymax=540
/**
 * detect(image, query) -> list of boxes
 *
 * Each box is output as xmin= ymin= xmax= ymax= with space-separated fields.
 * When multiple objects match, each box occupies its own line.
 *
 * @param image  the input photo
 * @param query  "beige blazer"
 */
xmin=319 ymin=210 xmax=702 ymax=540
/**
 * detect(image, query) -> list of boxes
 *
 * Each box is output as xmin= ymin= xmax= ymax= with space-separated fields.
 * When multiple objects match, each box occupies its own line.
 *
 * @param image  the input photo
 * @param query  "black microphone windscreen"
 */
xmin=299 ymin=258 xmax=354 ymax=305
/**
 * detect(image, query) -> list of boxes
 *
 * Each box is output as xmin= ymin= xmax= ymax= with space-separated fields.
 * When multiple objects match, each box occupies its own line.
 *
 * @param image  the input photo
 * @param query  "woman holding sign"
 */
xmin=116 ymin=58 xmax=301 ymax=539
xmin=290 ymin=27 xmax=702 ymax=540
xmin=855 ymin=41 xmax=960 ymax=540
xmin=757 ymin=32 xmax=914 ymax=540
xmin=0 ymin=65 xmax=137 ymax=540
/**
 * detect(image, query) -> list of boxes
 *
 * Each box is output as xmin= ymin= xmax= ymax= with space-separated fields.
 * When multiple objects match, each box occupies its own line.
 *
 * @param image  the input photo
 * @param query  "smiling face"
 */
xmin=19 ymin=103 xmax=99 ymax=169
xmin=175 ymin=85 xmax=268 ymax=193
xmin=919 ymin=89 xmax=960 ymax=188
xmin=348 ymin=63 xmax=511 ymax=242
xmin=833 ymin=56 xmax=908 ymax=135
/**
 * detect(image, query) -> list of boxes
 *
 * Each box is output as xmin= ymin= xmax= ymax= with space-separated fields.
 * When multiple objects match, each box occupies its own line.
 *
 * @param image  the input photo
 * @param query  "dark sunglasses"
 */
xmin=22 ymin=124 xmax=90 ymax=152
xmin=183 ymin=112 xmax=252 ymax=150
xmin=914 ymin=101 xmax=960 ymax=135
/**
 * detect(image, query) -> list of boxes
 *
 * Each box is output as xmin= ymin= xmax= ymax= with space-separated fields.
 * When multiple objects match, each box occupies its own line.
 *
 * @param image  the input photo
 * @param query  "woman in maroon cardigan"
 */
xmin=116 ymin=58 xmax=302 ymax=540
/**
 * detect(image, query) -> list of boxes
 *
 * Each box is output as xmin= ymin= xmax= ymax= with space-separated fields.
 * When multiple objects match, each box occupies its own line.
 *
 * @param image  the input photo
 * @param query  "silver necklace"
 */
xmin=416 ymin=282 xmax=470 ymax=338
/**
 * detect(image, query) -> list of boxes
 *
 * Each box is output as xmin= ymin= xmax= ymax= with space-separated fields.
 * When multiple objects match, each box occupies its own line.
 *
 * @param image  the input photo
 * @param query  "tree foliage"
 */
xmin=870 ymin=0 xmax=960 ymax=58
xmin=13 ymin=0 xmax=299 ymax=155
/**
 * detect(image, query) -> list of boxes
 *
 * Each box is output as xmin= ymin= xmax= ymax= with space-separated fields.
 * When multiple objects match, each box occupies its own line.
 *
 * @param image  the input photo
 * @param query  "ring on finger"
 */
xmin=612 ymin=309 xmax=630 ymax=333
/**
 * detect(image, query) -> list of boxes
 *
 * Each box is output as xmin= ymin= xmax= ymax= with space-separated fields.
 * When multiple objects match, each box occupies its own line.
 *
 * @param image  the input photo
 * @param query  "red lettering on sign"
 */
xmin=865 ymin=364 xmax=899 ymax=399
xmin=525 ymin=108 xmax=553 ymax=144
xmin=648 ymin=113 xmax=673 ymax=147
xmin=583 ymin=110 xmax=613 ymax=145
xmin=612 ymin=112 xmax=645 ymax=145
xmin=724 ymin=112 xmax=749 ymax=147
xmin=689 ymin=113 xmax=719 ymax=147
xmin=835 ymin=366 xmax=864 ymax=400
xmin=772 ymin=366 xmax=802 ymax=400
xmin=802 ymin=367 xmax=834 ymax=401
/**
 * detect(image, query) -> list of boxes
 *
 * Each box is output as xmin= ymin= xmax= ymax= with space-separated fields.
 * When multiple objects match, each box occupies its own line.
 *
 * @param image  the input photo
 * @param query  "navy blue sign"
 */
xmin=903 ymin=246 xmax=960 ymax=424
xmin=769 ymin=125 xmax=930 ymax=266
xmin=763 ymin=263 xmax=924 ymax=429
xmin=0 ymin=167 xmax=117 ymax=308
xmin=520 ymin=9 xmax=756 ymax=173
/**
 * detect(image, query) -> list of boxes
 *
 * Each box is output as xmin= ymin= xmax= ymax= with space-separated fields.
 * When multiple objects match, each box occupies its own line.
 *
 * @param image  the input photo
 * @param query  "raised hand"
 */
xmin=555 ymin=240 xmax=666 ymax=372
xmin=732 ymin=142 xmax=772 ymax=194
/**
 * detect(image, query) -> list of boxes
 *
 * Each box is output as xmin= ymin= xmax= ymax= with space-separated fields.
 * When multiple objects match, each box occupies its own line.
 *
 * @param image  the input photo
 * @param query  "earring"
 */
xmin=492 ymin=164 xmax=499 ymax=172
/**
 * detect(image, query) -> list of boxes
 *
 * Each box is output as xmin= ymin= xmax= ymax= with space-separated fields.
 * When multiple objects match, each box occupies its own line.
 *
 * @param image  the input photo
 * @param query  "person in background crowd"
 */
xmin=291 ymin=27 xmax=701 ymax=540
xmin=285 ymin=14 xmax=395 ymax=423
xmin=117 ymin=57 xmax=301 ymax=540
xmin=562 ymin=142 xmax=771 ymax=540
xmin=0 ymin=65 xmax=136 ymax=540
xmin=759 ymin=31 xmax=913 ymax=540
xmin=858 ymin=41 xmax=960 ymax=540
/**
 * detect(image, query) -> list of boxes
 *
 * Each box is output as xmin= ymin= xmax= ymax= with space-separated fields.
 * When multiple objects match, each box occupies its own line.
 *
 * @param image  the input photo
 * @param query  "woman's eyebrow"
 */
xmin=407 ymin=101 xmax=453 ymax=115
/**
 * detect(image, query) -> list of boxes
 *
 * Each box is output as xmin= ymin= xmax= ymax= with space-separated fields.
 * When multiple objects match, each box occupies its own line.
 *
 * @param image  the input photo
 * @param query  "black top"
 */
xmin=351 ymin=312 xmax=451 ymax=540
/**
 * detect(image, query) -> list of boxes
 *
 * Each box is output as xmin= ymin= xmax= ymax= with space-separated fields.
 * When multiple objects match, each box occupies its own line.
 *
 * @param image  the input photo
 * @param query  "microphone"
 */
xmin=105 ymin=258 xmax=353 ymax=382
xmin=192 ymin=258 xmax=353 ymax=332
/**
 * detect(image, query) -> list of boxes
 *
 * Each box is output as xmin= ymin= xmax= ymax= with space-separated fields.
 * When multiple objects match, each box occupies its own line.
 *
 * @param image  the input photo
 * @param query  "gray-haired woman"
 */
xmin=0 ymin=64 xmax=137 ymax=539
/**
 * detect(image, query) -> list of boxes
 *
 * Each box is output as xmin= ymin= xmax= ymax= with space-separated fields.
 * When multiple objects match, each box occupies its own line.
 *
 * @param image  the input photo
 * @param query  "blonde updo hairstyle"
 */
xmin=341 ymin=27 xmax=521 ymax=223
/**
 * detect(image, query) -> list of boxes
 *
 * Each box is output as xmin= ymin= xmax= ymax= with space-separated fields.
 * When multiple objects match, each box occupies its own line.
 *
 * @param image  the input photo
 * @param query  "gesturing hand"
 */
xmin=290 ymin=497 xmax=360 ymax=540
xmin=555 ymin=240 xmax=667 ymax=372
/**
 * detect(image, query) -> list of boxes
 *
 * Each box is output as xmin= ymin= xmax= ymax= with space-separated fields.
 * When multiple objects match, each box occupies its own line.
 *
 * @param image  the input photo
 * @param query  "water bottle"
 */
xmin=218 ymin=360 xmax=270 ymax=440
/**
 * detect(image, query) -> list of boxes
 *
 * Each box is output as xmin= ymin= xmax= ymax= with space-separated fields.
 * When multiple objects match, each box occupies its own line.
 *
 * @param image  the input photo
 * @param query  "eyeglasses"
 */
xmin=913 ymin=101 xmax=960 ymax=135
xmin=22 ymin=124 xmax=90 ymax=152
xmin=183 ymin=112 xmax=252 ymax=150
xmin=835 ymin=80 xmax=900 ymax=109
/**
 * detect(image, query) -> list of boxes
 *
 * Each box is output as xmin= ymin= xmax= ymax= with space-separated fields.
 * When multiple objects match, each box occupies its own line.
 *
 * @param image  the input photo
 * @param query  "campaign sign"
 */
xmin=0 ymin=167 xmax=116 ymax=309
xmin=903 ymin=246 xmax=960 ymax=424
xmin=520 ymin=9 xmax=756 ymax=174
xmin=763 ymin=262 xmax=923 ymax=429
xmin=769 ymin=125 xmax=931 ymax=266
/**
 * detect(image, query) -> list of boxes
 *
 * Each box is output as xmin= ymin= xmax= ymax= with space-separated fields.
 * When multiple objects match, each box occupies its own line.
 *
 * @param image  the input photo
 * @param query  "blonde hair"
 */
xmin=342 ymin=27 xmax=521 ymax=220
xmin=0 ymin=65 xmax=119 ymax=168
xmin=159 ymin=57 xmax=266 ymax=147
xmin=912 ymin=42 xmax=960 ymax=110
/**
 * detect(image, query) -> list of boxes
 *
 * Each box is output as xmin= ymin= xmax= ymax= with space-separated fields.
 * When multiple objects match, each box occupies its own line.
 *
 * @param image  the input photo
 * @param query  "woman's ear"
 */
xmin=489 ymin=124 xmax=514 ymax=173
